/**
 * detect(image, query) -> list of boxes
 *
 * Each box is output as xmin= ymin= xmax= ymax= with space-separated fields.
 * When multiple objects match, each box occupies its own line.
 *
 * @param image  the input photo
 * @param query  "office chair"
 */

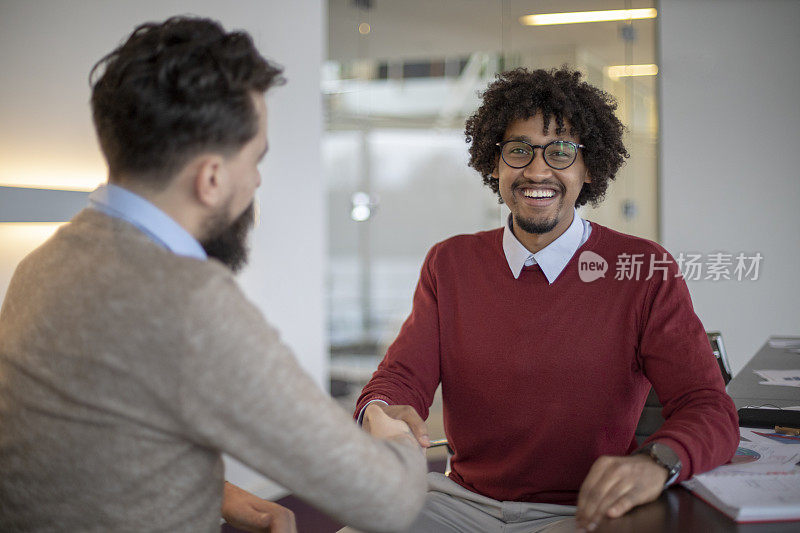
xmin=634 ymin=331 xmax=733 ymax=443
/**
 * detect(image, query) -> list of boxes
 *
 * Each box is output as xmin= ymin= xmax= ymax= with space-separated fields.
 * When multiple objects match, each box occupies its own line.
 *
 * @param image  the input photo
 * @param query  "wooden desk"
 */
xmin=595 ymin=337 xmax=800 ymax=532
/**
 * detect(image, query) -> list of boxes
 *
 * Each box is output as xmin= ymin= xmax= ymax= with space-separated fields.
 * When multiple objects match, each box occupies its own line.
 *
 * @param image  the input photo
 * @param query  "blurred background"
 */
xmin=324 ymin=0 xmax=659 ymax=395
xmin=1 ymin=0 xmax=799 ymax=499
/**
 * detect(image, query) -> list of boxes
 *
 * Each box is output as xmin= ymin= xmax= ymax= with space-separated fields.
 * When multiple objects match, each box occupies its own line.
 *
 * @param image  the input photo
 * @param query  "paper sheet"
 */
xmin=683 ymin=427 xmax=800 ymax=522
xmin=740 ymin=426 xmax=800 ymax=447
xmin=754 ymin=369 xmax=800 ymax=387
xmin=769 ymin=338 xmax=800 ymax=349
xmin=706 ymin=442 xmax=800 ymax=475
xmin=686 ymin=473 xmax=800 ymax=506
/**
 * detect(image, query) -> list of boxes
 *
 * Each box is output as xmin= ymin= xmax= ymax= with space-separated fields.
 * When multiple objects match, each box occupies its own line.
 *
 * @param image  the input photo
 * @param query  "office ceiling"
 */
xmin=328 ymin=0 xmax=657 ymax=64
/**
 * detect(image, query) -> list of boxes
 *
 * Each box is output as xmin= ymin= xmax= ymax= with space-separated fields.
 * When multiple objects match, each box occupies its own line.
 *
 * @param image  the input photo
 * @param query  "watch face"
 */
xmin=652 ymin=443 xmax=680 ymax=469
xmin=637 ymin=443 xmax=682 ymax=486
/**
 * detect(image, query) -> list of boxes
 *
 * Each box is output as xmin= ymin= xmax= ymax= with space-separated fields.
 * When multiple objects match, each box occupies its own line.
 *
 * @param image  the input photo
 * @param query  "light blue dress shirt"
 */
xmin=88 ymin=183 xmax=207 ymax=260
xmin=502 ymin=208 xmax=591 ymax=283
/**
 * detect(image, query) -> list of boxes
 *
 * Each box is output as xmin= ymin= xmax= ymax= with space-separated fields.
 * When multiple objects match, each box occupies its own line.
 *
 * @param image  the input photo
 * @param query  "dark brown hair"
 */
xmin=465 ymin=67 xmax=629 ymax=207
xmin=90 ymin=16 xmax=284 ymax=187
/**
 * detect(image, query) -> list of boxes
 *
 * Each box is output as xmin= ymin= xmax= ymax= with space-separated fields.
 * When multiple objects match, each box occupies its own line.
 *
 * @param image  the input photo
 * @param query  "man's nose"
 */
xmin=523 ymin=150 xmax=553 ymax=179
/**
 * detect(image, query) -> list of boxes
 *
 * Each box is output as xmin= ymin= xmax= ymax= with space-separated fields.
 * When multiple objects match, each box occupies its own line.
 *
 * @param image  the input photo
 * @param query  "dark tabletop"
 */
xmin=595 ymin=338 xmax=800 ymax=531
xmin=595 ymin=486 xmax=800 ymax=533
xmin=728 ymin=338 xmax=800 ymax=408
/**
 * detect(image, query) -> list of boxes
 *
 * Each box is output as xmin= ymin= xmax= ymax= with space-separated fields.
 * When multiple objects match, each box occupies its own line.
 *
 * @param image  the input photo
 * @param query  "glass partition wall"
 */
xmin=325 ymin=0 xmax=658 ymax=396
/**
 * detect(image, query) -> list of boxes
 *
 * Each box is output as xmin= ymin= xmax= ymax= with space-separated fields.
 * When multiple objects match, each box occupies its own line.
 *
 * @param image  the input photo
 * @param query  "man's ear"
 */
xmin=193 ymin=154 xmax=227 ymax=208
xmin=491 ymin=155 xmax=500 ymax=180
xmin=584 ymin=170 xmax=592 ymax=184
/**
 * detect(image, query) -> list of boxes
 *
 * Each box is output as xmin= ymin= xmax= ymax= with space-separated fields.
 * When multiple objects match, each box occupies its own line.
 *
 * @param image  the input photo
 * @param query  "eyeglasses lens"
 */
xmin=544 ymin=141 xmax=577 ymax=169
xmin=501 ymin=141 xmax=577 ymax=169
xmin=501 ymin=141 xmax=534 ymax=167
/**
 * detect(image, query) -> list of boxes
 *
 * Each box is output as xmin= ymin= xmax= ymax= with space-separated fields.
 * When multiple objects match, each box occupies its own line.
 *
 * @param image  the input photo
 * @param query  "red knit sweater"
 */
xmin=356 ymin=223 xmax=739 ymax=505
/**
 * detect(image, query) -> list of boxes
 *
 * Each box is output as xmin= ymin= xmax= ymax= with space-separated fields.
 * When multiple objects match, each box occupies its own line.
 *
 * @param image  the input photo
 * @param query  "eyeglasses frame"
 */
xmin=496 ymin=139 xmax=586 ymax=170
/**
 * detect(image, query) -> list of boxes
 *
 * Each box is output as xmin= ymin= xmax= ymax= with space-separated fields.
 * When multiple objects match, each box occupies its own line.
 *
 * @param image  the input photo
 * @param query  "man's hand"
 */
xmin=575 ymin=454 xmax=668 ymax=531
xmin=362 ymin=403 xmax=430 ymax=448
xmin=222 ymin=482 xmax=297 ymax=533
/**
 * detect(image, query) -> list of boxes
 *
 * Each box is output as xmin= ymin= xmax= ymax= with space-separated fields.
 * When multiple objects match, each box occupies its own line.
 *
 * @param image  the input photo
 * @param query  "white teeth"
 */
xmin=523 ymin=189 xmax=556 ymax=198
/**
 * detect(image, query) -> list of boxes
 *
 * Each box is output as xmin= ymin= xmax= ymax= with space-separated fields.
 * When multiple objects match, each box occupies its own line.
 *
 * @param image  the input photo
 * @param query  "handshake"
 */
xmin=361 ymin=403 xmax=432 ymax=454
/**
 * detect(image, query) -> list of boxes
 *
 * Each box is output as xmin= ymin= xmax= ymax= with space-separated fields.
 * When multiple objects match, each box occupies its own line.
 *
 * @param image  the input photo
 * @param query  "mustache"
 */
xmin=512 ymin=177 xmax=566 ymax=195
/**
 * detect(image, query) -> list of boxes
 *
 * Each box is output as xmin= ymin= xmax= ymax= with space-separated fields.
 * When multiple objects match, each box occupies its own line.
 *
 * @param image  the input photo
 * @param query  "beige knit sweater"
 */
xmin=0 ymin=209 xmax=426 ymax=532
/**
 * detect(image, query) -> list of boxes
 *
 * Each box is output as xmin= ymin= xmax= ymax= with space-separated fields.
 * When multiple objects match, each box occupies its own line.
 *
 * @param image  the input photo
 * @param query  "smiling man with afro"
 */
xmin=348 ymin=66 xmax=738 ymax=533
xmin=466 ymin=67 xmax=628 ymax=208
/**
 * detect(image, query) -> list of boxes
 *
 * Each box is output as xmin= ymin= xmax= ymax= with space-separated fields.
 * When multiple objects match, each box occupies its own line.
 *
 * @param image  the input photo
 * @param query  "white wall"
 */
xmin=0 ymin=0 xmax=325 ymax=496
xmin=658 ymin=0 xmax=800 ymax=373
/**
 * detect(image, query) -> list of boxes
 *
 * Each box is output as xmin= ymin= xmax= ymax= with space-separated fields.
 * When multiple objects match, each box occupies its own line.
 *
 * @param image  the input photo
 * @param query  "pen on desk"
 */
xmin=428 ymin=439 xmax=449 ymax=448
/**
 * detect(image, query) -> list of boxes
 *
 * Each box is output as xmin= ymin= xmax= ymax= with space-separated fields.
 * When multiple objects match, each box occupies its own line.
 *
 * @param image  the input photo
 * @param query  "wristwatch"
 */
xmin=633 ymin=442 xmax=682 ymax=488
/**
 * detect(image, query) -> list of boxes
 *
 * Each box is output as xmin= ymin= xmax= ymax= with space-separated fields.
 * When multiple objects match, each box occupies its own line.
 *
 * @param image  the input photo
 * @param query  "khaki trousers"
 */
xmin=340 ymin=472 xmax=577 ymax=533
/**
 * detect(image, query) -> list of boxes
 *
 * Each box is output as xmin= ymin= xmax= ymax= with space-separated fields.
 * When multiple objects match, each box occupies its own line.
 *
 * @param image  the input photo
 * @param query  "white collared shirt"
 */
xmin=502 ymin=208 xmax=591 ymax=283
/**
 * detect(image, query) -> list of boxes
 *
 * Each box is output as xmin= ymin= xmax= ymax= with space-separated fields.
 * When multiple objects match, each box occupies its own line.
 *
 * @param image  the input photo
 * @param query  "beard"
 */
xmin=513 ymin=211 xmax=560 ymax=234
xmin=200 ymin=201 xmax=255 ymax=273
xmin=511 ymin=177 xmax=565 ymax=234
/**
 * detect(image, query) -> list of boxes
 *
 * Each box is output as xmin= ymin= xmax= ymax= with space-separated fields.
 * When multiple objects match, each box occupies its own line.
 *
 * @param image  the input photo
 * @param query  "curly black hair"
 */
xmin=465 ymin=67 xmax=629 ymax=207
xmin=90 ymin=16 xmax=285 ymax=188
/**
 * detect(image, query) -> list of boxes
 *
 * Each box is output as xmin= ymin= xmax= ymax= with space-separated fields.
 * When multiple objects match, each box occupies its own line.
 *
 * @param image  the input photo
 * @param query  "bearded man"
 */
xmin=0 ymin=16 xmax=426 ymax=533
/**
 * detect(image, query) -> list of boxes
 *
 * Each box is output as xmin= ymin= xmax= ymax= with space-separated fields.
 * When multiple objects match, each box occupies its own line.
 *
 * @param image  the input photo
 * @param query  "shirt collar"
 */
xmin=502 ymin=209 xmax=588 ymax=283
xmin=88 ymin=183 xmax=207 ymax=260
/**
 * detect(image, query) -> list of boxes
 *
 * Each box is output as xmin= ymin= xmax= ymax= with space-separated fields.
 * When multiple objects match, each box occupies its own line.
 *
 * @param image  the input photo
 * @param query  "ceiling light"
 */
xmin=0 ymin=181 xmax=97 ymax=192
xmin=350 ymin=205 xmax=371 ymax=222
xmin=520 ymin=8 xmax=657 ymax=26
xmin=606 ymin=64 xmax=659 ymax=79
xmin=0 ymin=168 xmax=104 ymax=192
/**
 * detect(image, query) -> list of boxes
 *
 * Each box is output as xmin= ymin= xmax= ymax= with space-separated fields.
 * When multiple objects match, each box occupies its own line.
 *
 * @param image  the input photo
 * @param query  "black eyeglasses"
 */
xmin=496 ymin=139 xmax=585 ymax=170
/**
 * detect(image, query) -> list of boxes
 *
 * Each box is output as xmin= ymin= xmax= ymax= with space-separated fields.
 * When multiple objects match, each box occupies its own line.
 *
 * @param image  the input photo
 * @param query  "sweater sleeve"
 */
xmin=175 ymin=273 xmax=427 ymax=533
xmin=637 ymin=251 xmax=739 ymax=482
xmin=354 ymin=246 xmax=443 ymax=422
